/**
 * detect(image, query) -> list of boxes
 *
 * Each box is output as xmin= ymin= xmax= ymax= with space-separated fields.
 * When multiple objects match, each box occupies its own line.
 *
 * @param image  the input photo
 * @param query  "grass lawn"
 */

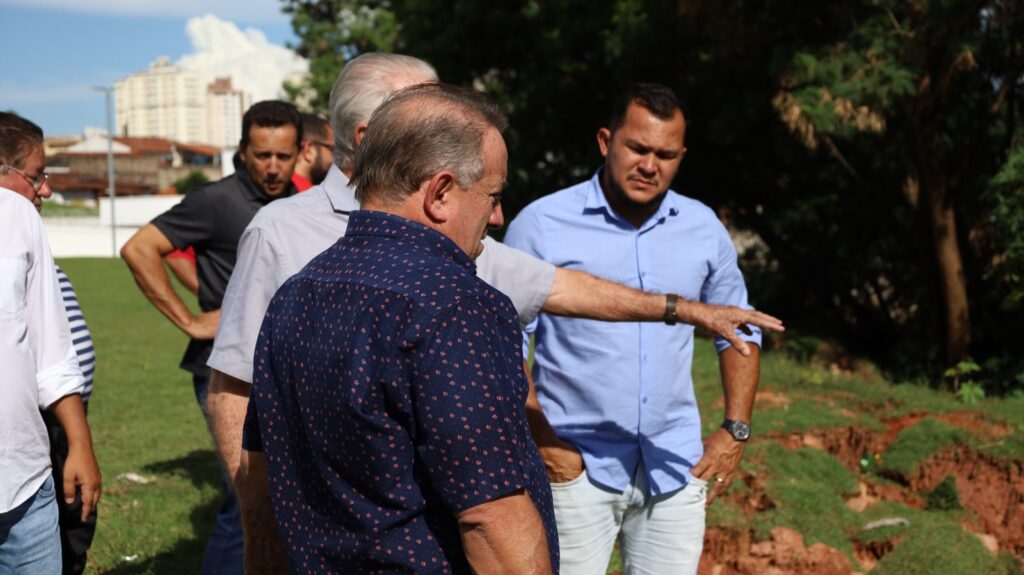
xmin=57 ymin=258 xmax=1024 ymax=574
xmin=59 ymin=258 xmax=219 ymax=574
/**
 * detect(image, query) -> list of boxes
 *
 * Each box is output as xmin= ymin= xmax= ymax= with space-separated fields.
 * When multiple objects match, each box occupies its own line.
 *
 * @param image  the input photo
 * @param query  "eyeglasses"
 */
xmin=311 ymin=141 xmax=334 ymax=152
xmin=1 ymin=163 xmax=49 ymax=191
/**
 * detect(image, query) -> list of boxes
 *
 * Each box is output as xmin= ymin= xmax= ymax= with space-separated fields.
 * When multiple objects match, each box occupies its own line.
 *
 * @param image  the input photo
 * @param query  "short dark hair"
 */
xmin=299 ymin=112 xmax=330 ymax=143
xmin=608 ymin=83 xmax=686 ymax=132
xmin=352 ymin=83 xmax=507 ymax=206
xmin=0 ymin=111 xmax=44 ymax=169
xmin=240 ymin=100 xmax=302 ymax=149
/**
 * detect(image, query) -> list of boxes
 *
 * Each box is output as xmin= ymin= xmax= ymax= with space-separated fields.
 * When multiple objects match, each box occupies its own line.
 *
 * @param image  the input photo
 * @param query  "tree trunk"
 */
xmin=923 ymin=178 xmax=971 ymax=366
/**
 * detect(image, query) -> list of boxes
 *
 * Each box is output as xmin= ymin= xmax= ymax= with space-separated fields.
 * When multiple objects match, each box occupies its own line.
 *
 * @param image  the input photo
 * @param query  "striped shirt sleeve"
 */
xmin=55 ymin=265 xmax=95 ymax=404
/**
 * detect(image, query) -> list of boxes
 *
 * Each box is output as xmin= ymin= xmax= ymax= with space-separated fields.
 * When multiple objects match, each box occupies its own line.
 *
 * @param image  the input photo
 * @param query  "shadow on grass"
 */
xmin=142 ymin=449 xmax=222 ymax=491
xmin=104 ymin=450 xmax=227 ymax=574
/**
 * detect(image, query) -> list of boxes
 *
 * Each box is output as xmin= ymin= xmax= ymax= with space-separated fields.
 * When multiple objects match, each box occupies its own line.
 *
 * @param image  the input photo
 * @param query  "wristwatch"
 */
xmin=721 ymin=419 xmax=751 ymax=442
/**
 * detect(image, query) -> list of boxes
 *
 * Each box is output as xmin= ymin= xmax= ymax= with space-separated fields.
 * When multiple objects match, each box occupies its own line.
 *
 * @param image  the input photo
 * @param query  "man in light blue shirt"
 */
xmin=505 ymin=83 xmax=762 ymax=574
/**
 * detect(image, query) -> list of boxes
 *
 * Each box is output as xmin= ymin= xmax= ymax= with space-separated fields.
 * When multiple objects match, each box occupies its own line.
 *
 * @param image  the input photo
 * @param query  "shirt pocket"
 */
xmin=0 ymin=258 xmax=28 ymax=316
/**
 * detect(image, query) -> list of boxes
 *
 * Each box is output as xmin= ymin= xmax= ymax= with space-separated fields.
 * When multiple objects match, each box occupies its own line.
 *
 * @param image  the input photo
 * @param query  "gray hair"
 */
xmin=0 ymin=112 xmax=43 ymax=170
xmin=329 ymin=53 xmax=438 ymax=171
xmin=351 ymin=83 xmax=508 ymax=206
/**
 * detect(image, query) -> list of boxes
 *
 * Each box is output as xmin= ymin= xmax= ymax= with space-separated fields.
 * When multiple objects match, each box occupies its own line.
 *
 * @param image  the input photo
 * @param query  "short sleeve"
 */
xmin=475 ymin=237 xmax=554 ymax=330
xmin=409 ymin=296 xmax=530 ymax=513
xmin=702 ymin=222 xmax=762 ymax=353
xmin=208 ymin=225 xmax=289 ymax=383
xmin=151 ymin=189 xmax=215 ymax=251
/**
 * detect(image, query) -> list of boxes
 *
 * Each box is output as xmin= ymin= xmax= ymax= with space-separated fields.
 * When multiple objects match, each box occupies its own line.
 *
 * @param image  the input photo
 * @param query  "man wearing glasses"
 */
xmin=1 ymin=111 xmax=102 ymax=574
xmin=291 ymin=113 xmax=334 ymax=191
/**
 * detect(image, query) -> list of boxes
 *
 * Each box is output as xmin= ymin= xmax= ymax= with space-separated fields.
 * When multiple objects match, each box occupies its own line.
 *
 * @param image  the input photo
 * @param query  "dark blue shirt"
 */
xmin=244 ymin=210 xmax=557 ymax=574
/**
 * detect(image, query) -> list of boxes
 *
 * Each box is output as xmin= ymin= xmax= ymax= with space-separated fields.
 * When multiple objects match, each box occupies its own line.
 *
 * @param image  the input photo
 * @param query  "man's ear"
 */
xmin=299 ymin=140 xmax=315 ymax=163
xmin=422 ymin=171 xmax=457 ymax=223
xmin=354 ymin=123 xmax=369 ymax=147
xmin=596 ymin=127 xmax=612 ymax=158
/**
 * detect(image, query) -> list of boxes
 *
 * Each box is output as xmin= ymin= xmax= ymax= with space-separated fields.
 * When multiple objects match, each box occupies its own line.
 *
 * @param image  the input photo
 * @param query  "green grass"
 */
xmin=878 ymin=418 xmax=970 ymax=478
xmin=747 ymin=443 xmax=861 ymax=559
xmin=58 ymin=258 xmax=220 ymax=574
xmin=42 ymin=203 xmax=99 ymax=217
xmin=51 ymin=259 xmax=1024 ymax=574
xmin=872 ymin=523 xmax=1010 ymax=575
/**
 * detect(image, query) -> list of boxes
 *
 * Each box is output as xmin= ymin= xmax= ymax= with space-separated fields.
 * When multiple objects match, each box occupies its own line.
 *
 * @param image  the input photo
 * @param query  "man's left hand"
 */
xmin=690 ymin=428 xmax=745 ymax=507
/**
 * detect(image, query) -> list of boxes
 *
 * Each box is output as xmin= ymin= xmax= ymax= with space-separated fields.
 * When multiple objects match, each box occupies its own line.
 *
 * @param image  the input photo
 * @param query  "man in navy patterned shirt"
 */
xmin=245 ymin=83 xmax=555 ymax=573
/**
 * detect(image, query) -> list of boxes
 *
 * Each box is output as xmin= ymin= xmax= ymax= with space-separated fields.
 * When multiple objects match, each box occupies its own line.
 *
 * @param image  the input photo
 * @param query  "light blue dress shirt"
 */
xmin=505 ymin=170 xmax=761 ymax=496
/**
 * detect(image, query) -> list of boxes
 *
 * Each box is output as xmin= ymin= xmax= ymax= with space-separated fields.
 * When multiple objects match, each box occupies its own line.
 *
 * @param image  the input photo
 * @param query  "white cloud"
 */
xmin=0 ymin=0 xmax=287 ymax=24
xmin=176 ymin=14 xmax=308 ymax=103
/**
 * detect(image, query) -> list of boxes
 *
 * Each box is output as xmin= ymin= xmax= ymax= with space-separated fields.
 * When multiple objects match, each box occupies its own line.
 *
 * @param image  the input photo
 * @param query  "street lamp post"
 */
xmin=94 ymin=86 xmax=116 ymax=257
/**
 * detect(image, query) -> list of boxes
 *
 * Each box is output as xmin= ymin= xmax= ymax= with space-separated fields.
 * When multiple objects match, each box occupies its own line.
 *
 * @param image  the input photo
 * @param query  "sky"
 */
xmin=0 ymin=0 xmax=307 ymax=136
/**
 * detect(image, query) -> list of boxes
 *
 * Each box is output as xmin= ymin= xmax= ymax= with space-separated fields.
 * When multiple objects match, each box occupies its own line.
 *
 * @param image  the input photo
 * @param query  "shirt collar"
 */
xmin=345 ymin=210 xmax=476 ymax=272
xmin=318 ymin=164 xmax=358 ymax=214
xmin=582 ymin=168 xmax=679 ymax=229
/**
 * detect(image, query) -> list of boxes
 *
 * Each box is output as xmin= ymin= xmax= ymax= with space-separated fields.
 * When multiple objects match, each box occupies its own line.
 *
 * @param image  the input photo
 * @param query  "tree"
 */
xmin=772 ymin=0 xmax=1024 ymax=367
xmin=173 ymin=170 xmax=210 ymax=195
xmin=281 ymin=0 xmax=1024 ymax=380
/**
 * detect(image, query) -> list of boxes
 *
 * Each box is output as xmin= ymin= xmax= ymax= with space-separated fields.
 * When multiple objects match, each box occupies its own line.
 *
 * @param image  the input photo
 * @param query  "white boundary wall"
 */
xmin=44 ymin=195 xmax=185 ymax=258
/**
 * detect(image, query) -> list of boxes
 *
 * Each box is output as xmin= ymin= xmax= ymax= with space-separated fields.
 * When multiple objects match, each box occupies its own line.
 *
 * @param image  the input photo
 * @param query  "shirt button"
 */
xmin=642 ymin=397 xmax=648 ymax=404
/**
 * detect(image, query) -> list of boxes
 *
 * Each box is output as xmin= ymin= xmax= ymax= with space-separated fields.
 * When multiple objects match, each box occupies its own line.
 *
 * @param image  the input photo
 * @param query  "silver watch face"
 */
xmin=729 ymin=420 xmax=751 ymax=441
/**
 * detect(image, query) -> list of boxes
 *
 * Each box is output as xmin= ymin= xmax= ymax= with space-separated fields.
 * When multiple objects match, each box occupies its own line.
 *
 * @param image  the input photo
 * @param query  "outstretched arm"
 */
xmin=543 ymin=268 xmax=783 ymax=355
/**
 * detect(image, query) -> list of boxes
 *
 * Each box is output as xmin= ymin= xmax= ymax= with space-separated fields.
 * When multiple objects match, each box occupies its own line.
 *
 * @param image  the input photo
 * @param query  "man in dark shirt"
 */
xmin=120 ymin=100 xmax=302 ymax=575
xmin=244 ymin=84 xmax=555 ymax=574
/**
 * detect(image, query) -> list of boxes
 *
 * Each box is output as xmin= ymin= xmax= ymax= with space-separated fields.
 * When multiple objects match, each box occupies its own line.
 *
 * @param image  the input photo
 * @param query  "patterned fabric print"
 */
xmin=246 ymin=210 xmax=558 ymax=574
xmin=55 ymin=266 xmax=94 ymax=404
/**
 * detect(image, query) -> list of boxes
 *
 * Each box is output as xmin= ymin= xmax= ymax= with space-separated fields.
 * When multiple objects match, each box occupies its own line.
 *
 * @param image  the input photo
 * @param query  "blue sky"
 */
xmin=0 ymin=1 xmax=298 ymax=136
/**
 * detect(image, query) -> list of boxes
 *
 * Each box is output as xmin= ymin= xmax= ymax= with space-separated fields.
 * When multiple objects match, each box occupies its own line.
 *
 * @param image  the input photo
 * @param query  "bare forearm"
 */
xmin=50 ymin=393 xmax=101 ymax=519
xmin=543 ymin=268 xmax=661 ymax=321
xmin=50 ymin=393 xmax=93 ymax=453
xmin=719 ymin=345 xmax=761 ymax=421
xmin=166 ymin=256 xmax=199 ymax=295
xmin=208 ymin=370 xmax=251 ymax=483
xmin=544 ymin=269 xmax=783 ymax=356
xmin=122 ymin=227 xmax=195 ymax=332
xmin=459 ymin=491 xmax=551 ymax=574
xmin=238 ymin=450 xmax=289 ymax=574
xmin=524 ymin=362 xmax=561 ymax=449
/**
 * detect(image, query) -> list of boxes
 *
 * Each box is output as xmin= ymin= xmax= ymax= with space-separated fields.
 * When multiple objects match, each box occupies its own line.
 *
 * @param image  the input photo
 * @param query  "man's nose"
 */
xmin=38 ymin=179 xmax=53 ymax=198
xmin=638 ymin=154 xmax=657 ymax=175
xmin=488 ymin=203 xmax=504 ymax=229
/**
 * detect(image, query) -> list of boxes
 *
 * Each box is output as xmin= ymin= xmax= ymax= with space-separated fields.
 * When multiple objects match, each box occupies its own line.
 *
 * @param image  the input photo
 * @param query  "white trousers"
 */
xmin=550 ymin=465 xmax=707 ymax=575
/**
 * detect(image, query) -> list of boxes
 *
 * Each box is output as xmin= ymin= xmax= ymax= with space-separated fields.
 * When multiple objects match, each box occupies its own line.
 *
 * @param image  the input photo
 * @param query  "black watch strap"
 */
xmin=664 ymin=294 xmax=678 ymax=325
